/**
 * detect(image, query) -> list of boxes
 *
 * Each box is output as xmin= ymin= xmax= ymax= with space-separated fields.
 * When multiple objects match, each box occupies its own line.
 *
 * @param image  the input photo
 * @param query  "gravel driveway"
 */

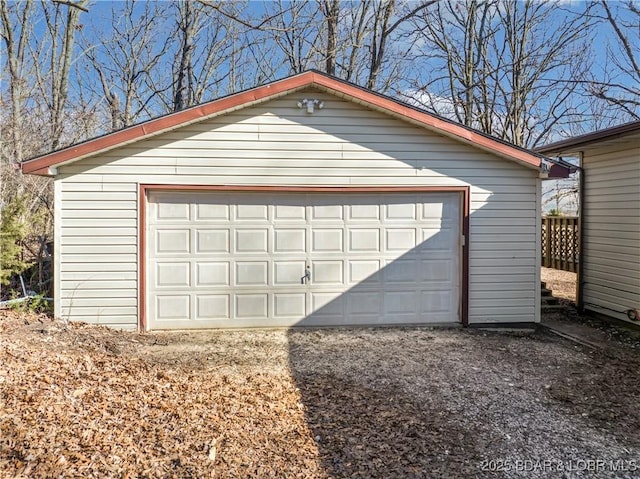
xmin=283 ymin=327 xmax=640 ymax=478
xmin=138 ymin=325 xmax=640 ymax=478
xmin=2 ymin=311 xmax=640 ymax=478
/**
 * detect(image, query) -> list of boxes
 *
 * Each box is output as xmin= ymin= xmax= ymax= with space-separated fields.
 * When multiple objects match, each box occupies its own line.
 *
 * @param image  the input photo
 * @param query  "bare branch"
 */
xmin=51 ymin=0 xmax=88 ymax=13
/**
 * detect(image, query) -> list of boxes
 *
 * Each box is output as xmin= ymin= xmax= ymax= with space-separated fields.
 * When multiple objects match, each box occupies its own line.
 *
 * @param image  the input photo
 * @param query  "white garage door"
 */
xmin=146 ymin=191 xmax=461 ymax=329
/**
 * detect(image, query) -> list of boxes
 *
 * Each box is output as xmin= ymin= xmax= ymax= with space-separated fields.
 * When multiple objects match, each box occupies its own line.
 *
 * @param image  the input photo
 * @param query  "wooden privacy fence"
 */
xmin=541 ymin=216 xmax=579 ymax=272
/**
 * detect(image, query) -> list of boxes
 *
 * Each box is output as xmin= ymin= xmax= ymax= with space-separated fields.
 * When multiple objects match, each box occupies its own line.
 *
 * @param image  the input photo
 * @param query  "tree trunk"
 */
xmin=321 ymin=0 xmax=339 ymax=76
xmin=1 ymin=0 xmax=33 ymax=164
xmin=173 ymin=0 xmax=196 ymax=111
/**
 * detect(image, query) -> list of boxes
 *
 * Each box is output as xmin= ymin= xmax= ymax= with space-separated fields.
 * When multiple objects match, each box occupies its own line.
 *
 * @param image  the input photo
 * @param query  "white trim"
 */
xmin=535 ymin=178 xmax=542 ymax=323
xmin=54 ymin=179 xmax=62 ymax=319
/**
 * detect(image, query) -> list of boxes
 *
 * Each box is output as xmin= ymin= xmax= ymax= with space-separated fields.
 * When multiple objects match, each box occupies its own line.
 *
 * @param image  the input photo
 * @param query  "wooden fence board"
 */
xmin=541 ymin=216 xmax=579 ymax=272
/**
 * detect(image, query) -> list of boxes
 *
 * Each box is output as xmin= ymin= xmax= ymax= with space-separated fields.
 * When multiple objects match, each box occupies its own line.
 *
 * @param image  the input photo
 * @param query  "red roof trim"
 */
xmin=22 ymin=70 xmax=543 ymax=175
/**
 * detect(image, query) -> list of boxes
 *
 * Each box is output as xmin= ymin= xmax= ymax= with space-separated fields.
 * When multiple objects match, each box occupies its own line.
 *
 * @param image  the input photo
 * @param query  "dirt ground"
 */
xmin=541 ymin=267 xmax=577 ymax=302
xmin=2 ymin=308 xmax=640 ymax=478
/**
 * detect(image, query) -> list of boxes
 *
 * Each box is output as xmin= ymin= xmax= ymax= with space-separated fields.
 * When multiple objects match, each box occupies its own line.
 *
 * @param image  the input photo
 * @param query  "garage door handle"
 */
xmin=301 ymin=266 xmax=311 ymax=284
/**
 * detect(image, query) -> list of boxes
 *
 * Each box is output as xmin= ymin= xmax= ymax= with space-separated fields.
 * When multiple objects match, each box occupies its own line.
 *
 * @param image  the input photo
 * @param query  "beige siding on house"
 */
xmin=583 ymin=143 xmax=640 ymax=321
xmin=55 ymin=88 xmax=540 ymax=329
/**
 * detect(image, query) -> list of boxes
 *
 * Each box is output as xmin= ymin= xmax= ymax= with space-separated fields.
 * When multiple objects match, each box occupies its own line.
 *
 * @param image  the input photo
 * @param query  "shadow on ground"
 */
xmin=286 ymin=325 xmax=640 ymax=478
xmin=285 ymin=328 xmax=487 ymax=478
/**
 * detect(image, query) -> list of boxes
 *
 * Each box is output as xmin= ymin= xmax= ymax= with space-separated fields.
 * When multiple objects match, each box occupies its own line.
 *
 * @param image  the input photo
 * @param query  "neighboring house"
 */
xmin=538 ymin=121 xmax=640 ymax=323
xmin=22 ymin=71 xmax=568 ymax=330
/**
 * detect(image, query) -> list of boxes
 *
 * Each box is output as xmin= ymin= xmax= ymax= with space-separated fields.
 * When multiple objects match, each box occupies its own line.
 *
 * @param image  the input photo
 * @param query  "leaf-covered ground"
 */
xmin=2 ymin=309 xmax=640 ymax=478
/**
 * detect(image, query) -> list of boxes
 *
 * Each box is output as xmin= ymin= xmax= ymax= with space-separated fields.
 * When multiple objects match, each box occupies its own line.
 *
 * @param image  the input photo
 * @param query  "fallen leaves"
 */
xmin=3 ymin=309 xmax=640 ymax=478
xmin=0 ymin=310 xmax=322 ymax=478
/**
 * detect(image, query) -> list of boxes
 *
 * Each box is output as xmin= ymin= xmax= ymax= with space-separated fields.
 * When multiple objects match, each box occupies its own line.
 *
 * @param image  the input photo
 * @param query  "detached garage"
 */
xmin=22 ymin=71 xmax=566 ymax=330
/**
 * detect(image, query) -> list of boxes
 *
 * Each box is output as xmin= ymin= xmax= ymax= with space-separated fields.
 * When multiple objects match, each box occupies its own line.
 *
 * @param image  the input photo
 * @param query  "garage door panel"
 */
xmin=312 ymin=229 xmax=343 ymax=252
xmin=235 ymin=229 xmax=268 ymax=252
xmin=384 ymin=291 xmax=419 ymax=314
xmin=236 ymin=262 xmax=268 ymax=285
xmin=236 ymin=204 xmax=269 ymax=220
xmin=156 ymin=262 xmax=190 ymax=287
xmin=385 ymin=202 xmax=416 ymax=220
xmin=157 ymin=201 xmax=190 ymax=221
xmin=384 ymin=259 xmax=418 ymax=283
xmin=196 ymin=229 xmax=230 ymax=253
xmin=274 ymin=261 xmax=307 ymax=285
xmin=196 ymin=295 xmax=230 ymax=319
xmin=385 ymin=229 xmax=416 ymax=251
xmin=156 ymin=295 xmax=190 ymax=320
xmin=196 ymin=203 xmax=229 ymax=221
xmin=349 ymin=229 xmax=380 ymax=252
xmin=148 ymin=191 xmax=461 ymax=329
xmin=349 ymin=260 xmax=382 ymax=284
xmin=422 ymin=259 xmax=453 ymax=281
xmin=196 ymin=262 xmax=229 ymax=286
xmin=274 ymin=204 xmax=306 ymax=220
xmin=348 ymin=292 xmax=381 ymax=315
xmin=235 ymin=294 xmax=268 ymax=318
xmin=312 ymin=260 xmax=344 ymax=284
xmin=420 ymin=228 xmax=455 ymax=250
xmin=421 ymin=290 xmax=456 ymax=314
xmin=312 ymin=292 xmax=345 ymax=316
xmin=274 ymin=229 xmax=306 ymax=253
xmin=312 ymin=204 xmax=343 ymax=220
xmin=156 ymin=229 xmax=190 ymax=254
xmin=421 ymin=201 xmax=444 ymax=220
xmin=274 ymin=293 xmax=306 ymax=317
xmin=348 ymin=204 xmax=380 ymax=220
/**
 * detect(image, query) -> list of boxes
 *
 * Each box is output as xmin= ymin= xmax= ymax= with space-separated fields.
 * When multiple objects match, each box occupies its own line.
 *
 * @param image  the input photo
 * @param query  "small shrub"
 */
xmin=0 ymin=194 xmax=31 ymax=285
xmin=9 ymin=293 xmax=53 ymax=315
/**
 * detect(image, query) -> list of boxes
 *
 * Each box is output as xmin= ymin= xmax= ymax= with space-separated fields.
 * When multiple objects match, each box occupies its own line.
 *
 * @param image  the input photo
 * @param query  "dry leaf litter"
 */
xmin=2 ymin=309 xmax=640 ymax=478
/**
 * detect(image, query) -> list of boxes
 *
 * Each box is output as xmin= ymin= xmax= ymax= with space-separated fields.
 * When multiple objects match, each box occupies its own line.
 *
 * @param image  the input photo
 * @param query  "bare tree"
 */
xmin=408 ymin=0 xmax=595 ymax=147
xmin=1 ymin=0 xmax=51 ymax=208
xmin=170 ymin=0 xmax=247 ymax=111
xmin=201 ymin=0 xmax=322 ymax=80
xmin=270 ymin=0 xmax=323 ymax=74
xmin=365 ymin=0 xmax=437 ymax=89
xmin=32 ymin=0 xmax=89 ymax=150
xmin=408 ymin=0 xmax=499 ymax=128
xmin=82 ymin=0 xmax=170 ymax=130
xmin=1 ymin=0 xmax=89 ymax=296
xmin=1 ymin=0 xmax=33 ymax=163
xmin=321 ymin=0 xmax=438 ymax=90
xmin=200 ymin=0 xmax=436 ymax=93
xmin=588 ymin=0 xmax=640 ymax=119
xmin=495 ymin=1 xmax=595 ymax=147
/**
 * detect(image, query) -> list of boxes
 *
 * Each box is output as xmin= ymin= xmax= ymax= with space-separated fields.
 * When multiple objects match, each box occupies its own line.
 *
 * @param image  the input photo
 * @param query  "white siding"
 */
xmin=55 ymin=88 xmax=540 ymax=329
xmin=583 ymin=142 xmax=640 ymax=322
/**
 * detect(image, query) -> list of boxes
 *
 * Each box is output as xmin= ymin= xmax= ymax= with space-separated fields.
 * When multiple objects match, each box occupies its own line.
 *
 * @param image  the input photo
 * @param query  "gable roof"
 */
xmin=537 ymin=120 xmax=640 ymax=155
xmin=23 ymin=70 xmax=553 ymax=176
